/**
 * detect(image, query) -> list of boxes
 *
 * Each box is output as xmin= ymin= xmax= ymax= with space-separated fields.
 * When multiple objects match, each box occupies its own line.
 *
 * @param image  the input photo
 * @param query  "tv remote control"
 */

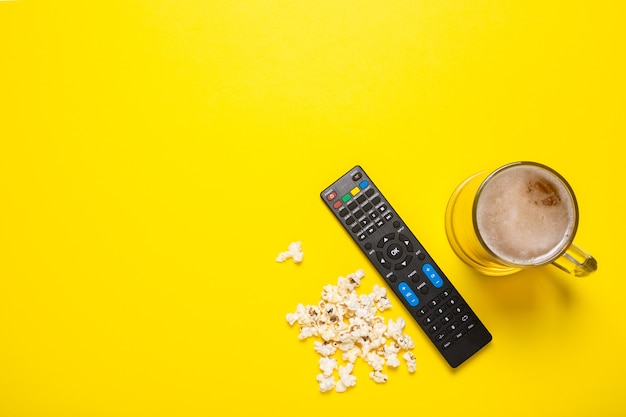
xmin=321 ymin=165 xmax=492 ymax=368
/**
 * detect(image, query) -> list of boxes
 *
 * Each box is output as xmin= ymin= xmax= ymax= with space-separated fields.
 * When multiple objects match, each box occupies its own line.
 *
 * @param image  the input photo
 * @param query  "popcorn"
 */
xmin=396 ymin=334 xmax=415 ymax=351
xmin=276 ymin=241 xmax=304 ymax=263
xmin=314 ymin=341 xmax=337 ymax=357
xmin=335 ymin=363 xmax=357 ymax=393
xmin=386 ymin=318 xmax=406 ymax=340
xmin=286 ymin=269 xmax=417 ymax=392
xmin=383 ymin=342 xmax=401 ymax=368
xmin=365 ymin=351 xmax=385 ymax=371
xmin=403 ymin=351 xmax=417 ymax=373
xmin=371 ymin=285 xmax=387 ymax=301
xmin=376 ymin=297 xmax=392 ymax=311
xmin=298 ymin=325 xmax=319 ymax=340
xmin=341 ymin=346 xmax=360 ymax=364
xmin=316 ymin=374 xmax=335 ymax=393
xmin=285 ymin=303 xmax=305 ymax=326
xmin=385 ymin=354 xmax=401 ymax=368
xmin=384 ymin=317 xmax=415 ymax=350
xmin=319 ymin=357 xmax=338 ymax=376
xmin=370 ymin=370 xmax=388 ymax=384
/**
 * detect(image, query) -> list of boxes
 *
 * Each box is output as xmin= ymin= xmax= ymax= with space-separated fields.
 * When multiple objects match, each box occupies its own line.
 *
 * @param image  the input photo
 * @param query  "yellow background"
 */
xmin=1 ymin=1 xmax=625 ymax=416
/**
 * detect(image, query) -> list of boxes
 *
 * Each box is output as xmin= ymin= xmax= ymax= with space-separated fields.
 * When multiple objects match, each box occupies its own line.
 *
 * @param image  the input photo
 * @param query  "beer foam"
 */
xmin=475 ymin=164 xmax=576 ymax=266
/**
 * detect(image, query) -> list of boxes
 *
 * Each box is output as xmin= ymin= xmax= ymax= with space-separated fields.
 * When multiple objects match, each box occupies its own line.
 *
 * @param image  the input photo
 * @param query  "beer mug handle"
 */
xmin=551 ymin=243 xmax=598 ymax=277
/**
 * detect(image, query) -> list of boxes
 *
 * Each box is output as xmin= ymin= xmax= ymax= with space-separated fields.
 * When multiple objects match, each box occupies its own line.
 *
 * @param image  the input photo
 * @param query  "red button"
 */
xmin=327 ymin=191 xmax=337 ymax=201
xmin=333 ymin=200 xmax=343 ymax=209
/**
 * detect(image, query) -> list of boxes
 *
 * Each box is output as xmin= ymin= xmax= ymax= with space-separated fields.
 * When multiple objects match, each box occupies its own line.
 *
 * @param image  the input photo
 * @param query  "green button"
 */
xmin=341 ymin=193 xmax=351 ymax=203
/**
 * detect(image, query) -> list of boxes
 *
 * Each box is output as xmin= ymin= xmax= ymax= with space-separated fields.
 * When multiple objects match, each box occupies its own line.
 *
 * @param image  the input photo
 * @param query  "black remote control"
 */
xmin=321 ymin=165 xmax=492 ymax=368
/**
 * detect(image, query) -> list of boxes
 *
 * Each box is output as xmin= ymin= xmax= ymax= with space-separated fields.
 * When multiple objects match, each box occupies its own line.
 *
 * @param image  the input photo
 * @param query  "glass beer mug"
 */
xmin=445 ymin=161 xmax=597 ymax=277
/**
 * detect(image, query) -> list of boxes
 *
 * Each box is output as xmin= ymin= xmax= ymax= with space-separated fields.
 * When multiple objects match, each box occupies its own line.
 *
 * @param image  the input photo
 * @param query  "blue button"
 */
xmin=423 ymin=264 xmax=443 ymax=288
xmin=359 ymin=180 xmax=369 ymax=189
xmin=398 ymin=281 xmax=419 ymax=306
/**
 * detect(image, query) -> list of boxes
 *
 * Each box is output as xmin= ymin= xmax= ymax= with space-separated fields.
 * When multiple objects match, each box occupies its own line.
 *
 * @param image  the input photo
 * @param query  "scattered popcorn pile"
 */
xmin=286 ymin=269 xmax=417 ymax=393
xmin=276 ymin=241 xmax=304 ymax=263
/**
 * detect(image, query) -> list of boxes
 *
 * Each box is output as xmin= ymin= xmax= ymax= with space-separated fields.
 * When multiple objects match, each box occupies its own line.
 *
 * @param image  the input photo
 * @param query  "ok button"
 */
xmin=387 ymin=243 xmax=404 ymax=260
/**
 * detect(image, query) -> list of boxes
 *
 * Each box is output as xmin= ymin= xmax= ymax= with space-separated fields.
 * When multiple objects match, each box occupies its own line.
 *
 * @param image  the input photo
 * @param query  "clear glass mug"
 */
xmin=445 ymin=161 xmax=597 ymax=277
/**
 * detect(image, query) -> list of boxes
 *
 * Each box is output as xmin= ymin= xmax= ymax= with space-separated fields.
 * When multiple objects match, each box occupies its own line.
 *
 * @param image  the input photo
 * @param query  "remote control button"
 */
xmin=417 ymin=251 xmax=425 ymax=261
xmin=326 ymin=191 xmax=337 ymax=201
xmin=398 ymin=282 xmax=419 ymax=307
xmin=378 ymin=233 xmax=394 ymax=248
xmin=422 ymin=315 xmax=434 ymax=325
xmin=400 ymin=255 xmax=412 ymax=268
xmin=345 ymin=215 xmax=356 ymax=225
xmin=364 ymin=242 xmax=372 ymax=250
xmin=356 ymin=195 xmax=366 ymax=204
xmin=423 ymin=263 xmax=444 ymax=288
xmin=419 ymin=284 xmax=429 ymax=295
xmin=395 ymin=259 xmax=409 ymax=270
xmin=352 ymin=172 xmax=362 ymax=181
xmin=393 ymin=221 xmax=401 ymax=228
xmin=442 ymin=340 xmax=454 ymax=350
xmin=342 ymin=193 xmax=351 ymax=203
xmin=376 ymin=252 xmax=390 ymax=269
xmin=399 ymin=234 xmax=413 ymax=252
xmin=338 ymin=207 xmax=349 ymax=217
xmin=350 ymin=186 xmax=360 ymax=196
xmin=388 ymin=274 xmax=398 ymax=283
xmin=378 ymin=204 xmax=387 ymax=213
xmin=347 ymin=201 xmax=357 ymax=211
xmin=363 ymin=202 xmax=373 ymax=212
xmin=447 ymin=296 xmax=459 ymax=307
xmin=387 ymin=243 xmax=404 ymax=260
xmin=359 ymin=218 xmax=369 ymax=227
xmin=366 ymin=225 xmax=376 ymax=235
xmin=416 ymin=307 xmax=428 ymax=317
xmin=365 ymin=188 xmax=375 ymax=197
xmin=333 ymin=200 xmax=343 ymax=209
xmin=354 ymin=209 xmax=365 ymax=218
xmin=375 ymin=219 xmax=385 ymax=227
xmin=357 ymin=233 xmax=367 ymax=241
xmin=359 ymin=180 xmax=369 ymax=189
xmin=371 ymin=196 xmax=381 ymax=205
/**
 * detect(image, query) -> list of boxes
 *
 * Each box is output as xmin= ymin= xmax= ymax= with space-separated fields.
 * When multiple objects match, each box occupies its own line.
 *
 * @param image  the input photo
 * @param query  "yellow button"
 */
xmin=350 ymin=187 xmax=360 ymax=196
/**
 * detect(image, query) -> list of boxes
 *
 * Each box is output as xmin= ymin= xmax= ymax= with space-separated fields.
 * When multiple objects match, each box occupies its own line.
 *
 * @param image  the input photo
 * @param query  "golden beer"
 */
xmin=445 ymin=162 xmax=597 ymax=277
